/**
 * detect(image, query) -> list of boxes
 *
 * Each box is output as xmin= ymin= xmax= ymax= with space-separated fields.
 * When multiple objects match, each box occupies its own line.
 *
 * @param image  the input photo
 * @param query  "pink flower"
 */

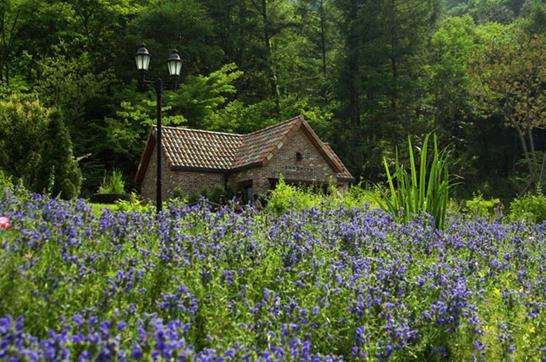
xmin=0 ymin=216 xmax=10 ymax=230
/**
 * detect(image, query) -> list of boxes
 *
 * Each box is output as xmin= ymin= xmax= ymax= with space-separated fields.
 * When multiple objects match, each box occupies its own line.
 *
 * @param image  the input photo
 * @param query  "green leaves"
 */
xmin=97 ymin=169 xmax=125 ymax=195
xmin=165 ymin=63 xmax=243 ymax=129
xmin=0 ymin=94 xmax=81 ymax=198
xmin=380 ymin=134 xmax=451 ymax=229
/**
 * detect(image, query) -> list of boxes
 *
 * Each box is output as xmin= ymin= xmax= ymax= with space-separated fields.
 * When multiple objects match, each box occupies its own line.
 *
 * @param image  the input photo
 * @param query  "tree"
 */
xmin=428 ymin=17 xmax=522 ymax=196
xmin=248 ymin=0 xmax=298 ymax=115
xmin=449 ymin=0 xmax=516 ymax=23
xmin=468 ymin=29 xmax=545 ymax=189
xmin=0 ymin=93 xmax=82 ymax=197
xmin=132 ymin=0 xmax=223 ymax=78
xmin=34 ymin=55 xmax=113 ymax=138
xmin=166 ymin=63 xmax=244 ymax=128
xmin=276 ymin=0 xmax=340 ymax=104
xmin=0 ymin=0 xmax=38 ymax=85
xmin=0 ymin=93 xmax=47 ymax=187
xmin=429 ymin=16 xmax=478 ymax=131
xmin=333 ymin=0 xmax=440 ymax=179
xmin=37 ymin=112 xmax=82 ymax=198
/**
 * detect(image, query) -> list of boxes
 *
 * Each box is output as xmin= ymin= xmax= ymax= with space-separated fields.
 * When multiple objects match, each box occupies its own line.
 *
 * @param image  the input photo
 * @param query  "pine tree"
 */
xmin=333 ymin=0 xmax=440 ymax=179
xmin=37 ymin=111 xmax=82 ymax=199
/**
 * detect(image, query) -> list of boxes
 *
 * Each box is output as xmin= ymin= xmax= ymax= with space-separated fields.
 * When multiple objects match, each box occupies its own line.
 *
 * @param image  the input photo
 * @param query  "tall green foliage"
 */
xmin=0 ymin=94 xmax=81 ymax=198
xmin=0 ymin=94 xmax=47 ymax=187
xmin=0 ymin=0 xmax=544 ymax=197
xmin=333 ymin=0 xmax=440 ymax=179
xmin=380 ymin=134 xmax=451 ymax=229
xmin=36 ymin=112 xmax=82 ymax=199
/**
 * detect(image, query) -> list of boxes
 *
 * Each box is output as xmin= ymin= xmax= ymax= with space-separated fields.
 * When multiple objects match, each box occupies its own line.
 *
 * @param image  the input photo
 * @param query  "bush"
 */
xmin=0 ymin=94 xmax=82 ymax=198
xmin=198 ymin=186 xmax=234 ymax=205
xmin=266 ymin=179 xmax=323 ymax=215
xmin=114 ymin=192 xmax=152 ymax=213
xmin=97 ymin=170 xmax=125 ymax=195
xmin=464 ymin=194 xmax=502 ymax=219
xmin=0 ymin=169 xmax=13 ymax=190
xmin=36 ymin=112 xmax=82 ymax=198
xmin=509 ymin=193 xmax=546 ymax=223
xmin=341 ymin=183 xmax=383 ymax=209
xmin=171 ymin=186 xmax=234 ymax=206
xmin=266 ymin=179 xmax=383 ymax=214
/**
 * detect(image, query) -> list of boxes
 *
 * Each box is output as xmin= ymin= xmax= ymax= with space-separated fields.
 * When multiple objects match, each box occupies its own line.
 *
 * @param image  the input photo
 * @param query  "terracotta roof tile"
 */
xmin=161 ymin=127 xmax=243 ymax=170
xmin=233 ymin=117 xmax=301 ymax=168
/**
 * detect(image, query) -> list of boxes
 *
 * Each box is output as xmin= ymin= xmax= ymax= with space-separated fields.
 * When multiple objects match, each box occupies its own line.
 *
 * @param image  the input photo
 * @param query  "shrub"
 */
xmin=114 ymin=192 xmax=152 ymax=213
xmin=341 ymin=183 xmax=383 ymax=209
xmin=464 ymin=194 xmax=501 ymax=219
xmin=35 ymin=112 xmax=82 ymax=198
xmin=97 ymin=170 xmax=125 ymax=194
xmin=0 ymin=94 xmax=81 ymax=198
xmin=380 ymin=134 xmax=451 ymax=229
xmin=199 ymin=186 xmax=234 ymax=205
xmin=266 ymin=179 xmax=383 ymax=214
xmin=509 ymin=193 xmax=546 ymax=223
xmin=174 ymin=186 xmax=235 ymax=206
xmin=0 ymin=169 xmax=13 ymax=190
xmin=0 ymin=94 xmax=47 ymax=188
xmin=266 ymin=178 xmax=322 ymax=214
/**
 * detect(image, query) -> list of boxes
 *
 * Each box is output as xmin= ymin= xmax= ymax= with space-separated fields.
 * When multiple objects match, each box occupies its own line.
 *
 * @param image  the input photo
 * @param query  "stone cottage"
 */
xmin=135 ymin=115 xmax=353 ymax=201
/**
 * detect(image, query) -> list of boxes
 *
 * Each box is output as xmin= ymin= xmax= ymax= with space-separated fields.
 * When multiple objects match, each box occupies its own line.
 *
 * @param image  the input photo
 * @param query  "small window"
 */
xmin=296 ymin=152 xmax=303 ymax=161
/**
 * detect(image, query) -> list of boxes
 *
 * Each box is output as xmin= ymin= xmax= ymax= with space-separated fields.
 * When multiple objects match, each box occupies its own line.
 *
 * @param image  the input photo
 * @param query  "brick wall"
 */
xmin=141 ymin=145 xmax=225 ymax=201
xmin=228 ymin=128 xmax=340 ymax=194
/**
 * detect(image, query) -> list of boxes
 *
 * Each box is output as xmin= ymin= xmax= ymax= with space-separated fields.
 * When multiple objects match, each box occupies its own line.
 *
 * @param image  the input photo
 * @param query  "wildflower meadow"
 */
xmin=0 ymin=186 xmax=545 ymax=361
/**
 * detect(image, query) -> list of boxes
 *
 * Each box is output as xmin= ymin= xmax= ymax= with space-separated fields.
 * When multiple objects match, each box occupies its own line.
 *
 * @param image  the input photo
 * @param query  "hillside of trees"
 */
xmin=0 ymin=0 xmax=544 ymax=199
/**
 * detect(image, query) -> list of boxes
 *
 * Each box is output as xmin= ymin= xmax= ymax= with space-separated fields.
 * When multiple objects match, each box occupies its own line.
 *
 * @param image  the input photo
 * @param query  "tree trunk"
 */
xmin=516 ymin=126 xmax=537 ymax=188
xmin=259 ymin=0 xmax=281 ymax=116
xmin=236 ymin=1 xmax=245 ymax=66
xmin=0 ymin=7 xmax=21 ymax=85
xmin=388 ymin=0 xmax=400 ymax=127
xmin=538 ymin=152 xmax=546 ymax=192
xmin=528 ymin=128 xmax=541 ymax=191
xmin=319 ymin=0 xmax=327 ymax=77
xmin=528 ymin=128 xmax=537 ymax=166
xmin=345 ymin=2 xmax=362 ymax=170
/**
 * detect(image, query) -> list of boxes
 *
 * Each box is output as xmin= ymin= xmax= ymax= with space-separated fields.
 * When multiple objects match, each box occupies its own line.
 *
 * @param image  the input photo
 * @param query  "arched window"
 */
xmin=296 ymin=152 xmax=303 ymax=161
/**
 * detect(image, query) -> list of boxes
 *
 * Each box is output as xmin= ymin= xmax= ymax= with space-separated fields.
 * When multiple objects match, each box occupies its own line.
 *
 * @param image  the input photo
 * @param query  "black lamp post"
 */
xmin=135 ymin=44 xmax=182 ymax=214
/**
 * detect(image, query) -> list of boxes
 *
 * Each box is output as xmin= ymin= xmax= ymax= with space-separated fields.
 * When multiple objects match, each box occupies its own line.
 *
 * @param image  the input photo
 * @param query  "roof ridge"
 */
xmin=244 ymin=115 xmax=303 ymax=136
xmin=158 ymin=115 xmax=304 ymax=138
xmin=160 ymin=125 xmax=244 ymax=138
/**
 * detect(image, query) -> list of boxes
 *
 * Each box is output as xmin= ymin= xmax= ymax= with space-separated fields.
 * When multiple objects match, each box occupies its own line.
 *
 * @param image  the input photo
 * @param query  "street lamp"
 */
xmin=134 ymin=44 xmax=181 ymax=214
xmin=167 ymin=49 xmax=182 ymax=88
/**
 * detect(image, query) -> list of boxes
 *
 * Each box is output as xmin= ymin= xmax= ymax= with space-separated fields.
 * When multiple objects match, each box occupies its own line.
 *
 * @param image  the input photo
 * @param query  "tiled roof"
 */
xmin=136 ymin=115 xmax=354 ymax=181
xmin=233 ymin=118 xmax=301 ymax=169
xmin=162 ymin=127 xmax=243 ymax=170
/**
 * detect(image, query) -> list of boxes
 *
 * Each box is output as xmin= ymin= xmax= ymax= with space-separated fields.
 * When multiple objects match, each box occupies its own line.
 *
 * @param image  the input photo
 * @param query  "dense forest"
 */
xmin=0 ymin=0 xmax=544 ymax=199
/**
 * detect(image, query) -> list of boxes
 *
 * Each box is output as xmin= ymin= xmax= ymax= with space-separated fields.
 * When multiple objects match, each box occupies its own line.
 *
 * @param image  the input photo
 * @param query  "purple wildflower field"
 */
xmin=0 ymin=187 xmax=545 ymax=361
